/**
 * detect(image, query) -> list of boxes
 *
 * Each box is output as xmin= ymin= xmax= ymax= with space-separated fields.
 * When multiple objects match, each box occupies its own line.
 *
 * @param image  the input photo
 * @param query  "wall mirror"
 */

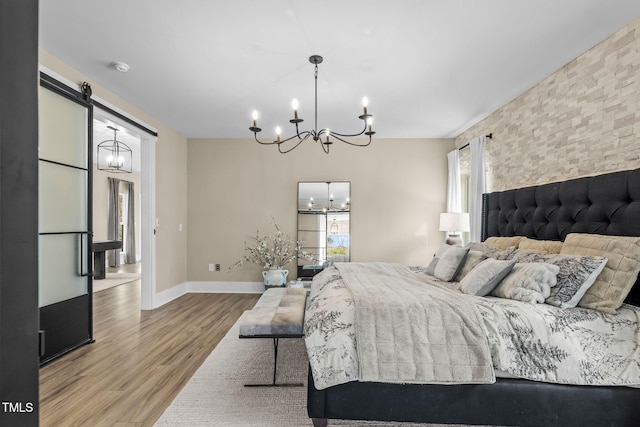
xmin=297 ymin=182 xmax=350 ymax=279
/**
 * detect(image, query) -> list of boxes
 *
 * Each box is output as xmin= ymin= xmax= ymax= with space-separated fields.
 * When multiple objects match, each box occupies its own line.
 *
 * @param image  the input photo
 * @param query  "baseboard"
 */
xmin=153 ymin=282 xmax=188 ymax=308
xmin=186 ymin=281 xmax=265 ymax=294
xmin=152 ymin=281 xmax=265 ymax=309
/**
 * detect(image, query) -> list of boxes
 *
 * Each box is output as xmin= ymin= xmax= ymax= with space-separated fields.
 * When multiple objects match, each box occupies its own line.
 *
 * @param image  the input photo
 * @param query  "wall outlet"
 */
xmin=208 ymin=263 xmax=214 ymax=272
xmin=215 ymin=263 xmax=221 ymax=271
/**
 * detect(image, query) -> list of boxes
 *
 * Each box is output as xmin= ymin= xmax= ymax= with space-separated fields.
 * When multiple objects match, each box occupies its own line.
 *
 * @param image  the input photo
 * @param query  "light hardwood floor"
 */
xmin=39 ymin=280 xmax=260 ymax=426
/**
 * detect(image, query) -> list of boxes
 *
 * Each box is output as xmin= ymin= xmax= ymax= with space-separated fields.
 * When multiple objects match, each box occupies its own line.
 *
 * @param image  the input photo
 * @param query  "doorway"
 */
xmin=92 ymin=108 xmax=156 ymax=308
xmin=92 ymin=116 xmax=142 ymax=292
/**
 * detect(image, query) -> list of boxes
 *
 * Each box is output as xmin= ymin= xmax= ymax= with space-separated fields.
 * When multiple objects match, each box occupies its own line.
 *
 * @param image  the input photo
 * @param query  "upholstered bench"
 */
xmin=239 ymin=287 xmax=307 ymax=386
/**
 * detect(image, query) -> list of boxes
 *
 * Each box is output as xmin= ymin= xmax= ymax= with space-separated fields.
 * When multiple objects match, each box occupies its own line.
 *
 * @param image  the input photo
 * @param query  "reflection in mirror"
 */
xmin=297 ymin=182 xmax=350 ymax=280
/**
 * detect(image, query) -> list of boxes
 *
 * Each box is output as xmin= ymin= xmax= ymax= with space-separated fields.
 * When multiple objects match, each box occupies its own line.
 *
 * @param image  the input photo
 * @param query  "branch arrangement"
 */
xmin=231 ymin=218 xmax=316 ymax=270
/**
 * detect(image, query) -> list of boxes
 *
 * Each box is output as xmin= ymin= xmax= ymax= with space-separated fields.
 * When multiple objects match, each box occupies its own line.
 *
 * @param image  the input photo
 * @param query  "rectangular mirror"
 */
xmin=297 ymin=182 xmax=350 ymax=280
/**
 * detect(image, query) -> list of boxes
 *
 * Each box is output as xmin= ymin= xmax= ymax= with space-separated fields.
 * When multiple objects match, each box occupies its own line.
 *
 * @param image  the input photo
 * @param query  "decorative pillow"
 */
xmin=469 ymin=243 xmax=516 ymax=260
xmin=453 ymin=250 xmax=488 ymax=282
xmin=483 ymin=236 xmax=525 ymax=250
xmin=507 ymin=249 xmax=608 ymax=309
xmin=428 ymin=245 xmax=469 ymax=281
xmin=425 ymin=244 xmax=452 ymax=275
xmin=561 ymin=233 xmax=640 ymax=313
xmin=518 ymin=238 xmax=563 ymax=254
xmin=459 ymin=259 xmax=515 ymax=296
xmin=492 ymin=263 xmax=560 ymax=304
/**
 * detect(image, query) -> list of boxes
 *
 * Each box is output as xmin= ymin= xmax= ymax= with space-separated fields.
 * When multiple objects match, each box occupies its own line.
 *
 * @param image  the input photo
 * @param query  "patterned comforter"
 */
xmin=304 ymin=263 xmax=640 ymax=390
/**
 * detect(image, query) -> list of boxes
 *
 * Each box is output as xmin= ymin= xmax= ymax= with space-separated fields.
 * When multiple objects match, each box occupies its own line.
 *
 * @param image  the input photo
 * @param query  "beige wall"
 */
xmin=155 ymin=124 xmax=188 ymax=290
xmin=39 ymin=49 xmax=188 ymax=293
xmin=93 ymin=167 xmax=142 ymax=261
xmin=455 ymin=17 xmax=640 ymax=192
xmin=187 ymin=138 xmax=453 ymax=282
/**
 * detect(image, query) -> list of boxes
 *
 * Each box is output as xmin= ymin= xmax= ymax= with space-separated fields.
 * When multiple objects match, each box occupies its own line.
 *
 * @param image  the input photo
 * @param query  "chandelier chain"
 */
xmin=314 ymin=63 xmax=318 ymax=134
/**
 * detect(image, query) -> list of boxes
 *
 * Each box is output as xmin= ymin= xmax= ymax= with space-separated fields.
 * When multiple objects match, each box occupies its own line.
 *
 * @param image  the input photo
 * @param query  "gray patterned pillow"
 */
xmin=469 ymin=243 xmax=516 ymax=260
xmin=507 ymin=250 xmax=608 ymax=308
xmin=426 ymin=244 xmax=469 ymax=281
xmin=460 ymin=259 xmax=515 ymax=296
xmin=453 ymin=250 xmax=488 ymax=282
xmin=425 ymin=244 xmax=451 ymax=275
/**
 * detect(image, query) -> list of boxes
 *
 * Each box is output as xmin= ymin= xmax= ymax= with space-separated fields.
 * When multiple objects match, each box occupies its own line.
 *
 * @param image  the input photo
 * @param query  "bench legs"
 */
xmin=244 ymin=337 xmax=304 ymax=387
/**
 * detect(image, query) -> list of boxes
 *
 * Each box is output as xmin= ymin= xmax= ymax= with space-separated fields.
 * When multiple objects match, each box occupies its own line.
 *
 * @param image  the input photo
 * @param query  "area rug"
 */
xmin=155 ymin=315 xmax=475 ymax=427
xmin=93 ymin=273 xmax=140 ymax=293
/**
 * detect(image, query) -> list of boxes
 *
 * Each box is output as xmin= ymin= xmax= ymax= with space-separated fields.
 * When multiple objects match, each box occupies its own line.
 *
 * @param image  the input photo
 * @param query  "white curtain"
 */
xmin=446 ymin=150 xmax=461 ymax=213
xmin=469 ymin=136 xmax=486 ymax=242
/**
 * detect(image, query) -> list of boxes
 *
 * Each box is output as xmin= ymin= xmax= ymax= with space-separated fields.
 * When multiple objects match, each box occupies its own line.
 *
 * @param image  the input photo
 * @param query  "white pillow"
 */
xmin=492 ymin=263 xmax=560 ymax=304
xmin=506 ymin=249 xmax=608 ymax=308
xmin=460 ymin=259 xmax=515 ymax=296
xmin=425 ymin=244 xmax=469 ymax=281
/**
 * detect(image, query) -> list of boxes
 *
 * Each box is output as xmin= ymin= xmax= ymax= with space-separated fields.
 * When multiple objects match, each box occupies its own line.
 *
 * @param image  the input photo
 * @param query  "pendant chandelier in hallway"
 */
xmin=98 ymin=126 xmax=132 ymax=173
xmin=249 ymin=55 xmax=375 ymax=154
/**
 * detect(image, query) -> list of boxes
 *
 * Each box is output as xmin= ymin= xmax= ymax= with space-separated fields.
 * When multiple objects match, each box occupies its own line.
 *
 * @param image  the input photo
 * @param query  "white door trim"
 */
xmin=140 ymin=133 xmax=156 ymax=310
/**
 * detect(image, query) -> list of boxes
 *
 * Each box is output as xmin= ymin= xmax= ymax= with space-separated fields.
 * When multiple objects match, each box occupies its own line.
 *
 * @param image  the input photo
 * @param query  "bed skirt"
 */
xmin=307 ymin=368 xmax=640 ymax=427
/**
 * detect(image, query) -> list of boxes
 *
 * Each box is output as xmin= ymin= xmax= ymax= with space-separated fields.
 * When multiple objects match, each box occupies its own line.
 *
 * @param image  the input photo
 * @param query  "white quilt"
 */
xmin=337 ymin=262 xmax=495 ymax=385
xmin=304 ymin=263 xmax=640 ymax=390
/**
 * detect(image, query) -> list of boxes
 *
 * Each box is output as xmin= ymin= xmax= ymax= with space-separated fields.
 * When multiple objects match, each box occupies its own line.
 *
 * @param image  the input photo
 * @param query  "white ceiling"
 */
xmin=39 ymin=1 xmax=640 ymax=140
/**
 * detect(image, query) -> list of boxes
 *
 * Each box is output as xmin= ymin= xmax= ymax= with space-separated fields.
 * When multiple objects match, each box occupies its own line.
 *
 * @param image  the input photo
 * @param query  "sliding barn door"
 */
xmin=38 ymin=79 xmax=93 ymax=364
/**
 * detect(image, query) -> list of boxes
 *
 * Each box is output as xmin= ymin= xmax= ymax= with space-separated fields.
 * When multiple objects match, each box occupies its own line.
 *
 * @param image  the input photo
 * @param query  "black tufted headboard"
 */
xmin=481 ymin=167 xmax=640 ymax=306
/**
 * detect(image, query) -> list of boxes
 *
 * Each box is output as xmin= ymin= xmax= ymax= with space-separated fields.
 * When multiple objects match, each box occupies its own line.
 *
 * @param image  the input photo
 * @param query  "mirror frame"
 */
xmin=297 ymin=181 xmax=350 ymax=280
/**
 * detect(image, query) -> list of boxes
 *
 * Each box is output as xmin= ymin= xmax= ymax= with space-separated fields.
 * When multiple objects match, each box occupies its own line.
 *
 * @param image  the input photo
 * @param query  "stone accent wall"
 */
xmin=455 ymin=17 xmax=640 ymax=192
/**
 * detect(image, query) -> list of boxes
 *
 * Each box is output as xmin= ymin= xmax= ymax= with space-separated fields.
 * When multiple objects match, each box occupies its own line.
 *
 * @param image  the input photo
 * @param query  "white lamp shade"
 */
xmin=439 ymin=212 xmax=470 ymax=233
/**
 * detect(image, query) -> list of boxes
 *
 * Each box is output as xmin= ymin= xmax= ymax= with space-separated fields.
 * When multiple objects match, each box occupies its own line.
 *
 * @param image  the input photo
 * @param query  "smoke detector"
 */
xmin=112 ymin=62 xmax=130 ymax=73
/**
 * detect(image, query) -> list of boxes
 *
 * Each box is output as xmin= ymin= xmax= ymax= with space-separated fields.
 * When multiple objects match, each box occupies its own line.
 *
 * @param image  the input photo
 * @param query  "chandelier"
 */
xmin=306 ymin=194 xmax=350 ymax=213
xmin=249 ymin=55 xmax=375 ymax=154
xmin=97 ymin=126 xmax=132 ymax=173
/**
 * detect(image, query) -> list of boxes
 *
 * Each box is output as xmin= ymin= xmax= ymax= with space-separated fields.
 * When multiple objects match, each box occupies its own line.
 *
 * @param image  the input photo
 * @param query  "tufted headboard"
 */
xmin=481 ymin=167 xmax=640 ymax=306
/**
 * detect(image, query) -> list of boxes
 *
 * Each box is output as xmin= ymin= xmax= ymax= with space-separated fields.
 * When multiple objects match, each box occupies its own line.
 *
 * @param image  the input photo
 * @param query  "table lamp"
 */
xmin=439 ymin=212 xmax=470 ymax=245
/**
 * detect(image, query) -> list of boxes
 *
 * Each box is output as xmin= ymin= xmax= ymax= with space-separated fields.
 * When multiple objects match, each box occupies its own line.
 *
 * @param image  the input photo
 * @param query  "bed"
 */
xmin=305 ymin=167 xmax=640 ymax=427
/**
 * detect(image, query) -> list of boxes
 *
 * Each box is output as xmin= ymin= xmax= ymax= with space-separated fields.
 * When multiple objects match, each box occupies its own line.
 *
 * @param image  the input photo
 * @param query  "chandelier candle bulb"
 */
xmin=252 ymin=110 xmax=258 ymax=128
xmin=275 ymin=126 xmax=281 ymax=142
xmin=362 ymin=97 xmax=368 ymax=115
xmin=292 ymin=99 xmax=299 ymax=119
xmin=367 ymin=117 xmax=373 ymax=133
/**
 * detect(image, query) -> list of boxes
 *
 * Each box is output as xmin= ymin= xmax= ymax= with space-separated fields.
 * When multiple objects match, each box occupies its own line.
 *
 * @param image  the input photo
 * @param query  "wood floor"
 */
xmin=39 ymin=281 xmax=260 ymax=426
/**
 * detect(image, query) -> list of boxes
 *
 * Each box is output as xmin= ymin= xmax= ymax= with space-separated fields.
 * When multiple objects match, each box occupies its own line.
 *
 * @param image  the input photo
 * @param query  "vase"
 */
xmin=262 ymin=267 xmax=289 ymax=287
